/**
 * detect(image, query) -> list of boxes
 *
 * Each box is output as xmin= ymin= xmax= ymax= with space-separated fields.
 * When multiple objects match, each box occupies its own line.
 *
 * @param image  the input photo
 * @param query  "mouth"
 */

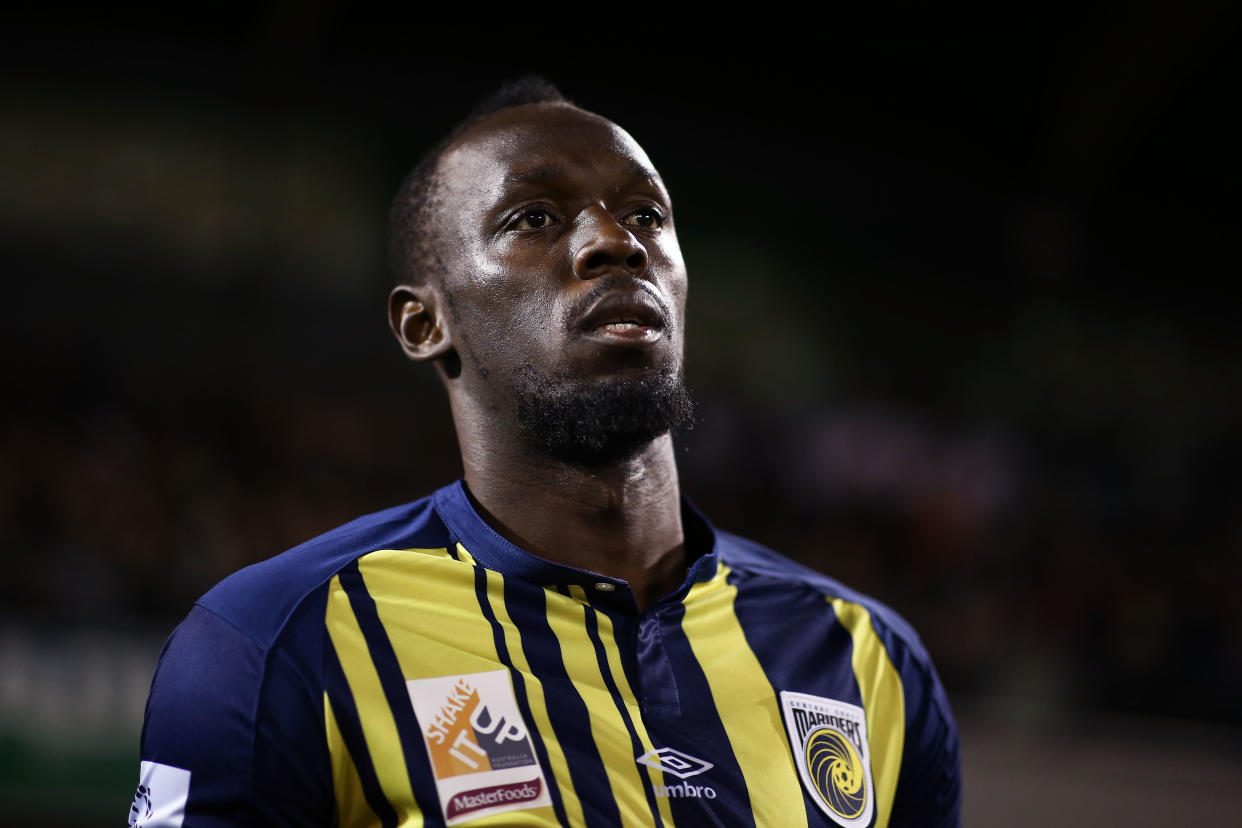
xmin=576 ymin=290 xmax=667 ymax=346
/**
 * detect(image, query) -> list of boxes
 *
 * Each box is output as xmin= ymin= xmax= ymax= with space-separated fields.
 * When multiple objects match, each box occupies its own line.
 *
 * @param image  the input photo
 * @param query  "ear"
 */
xmin=388 ymin=283 xmax=454 ymax=363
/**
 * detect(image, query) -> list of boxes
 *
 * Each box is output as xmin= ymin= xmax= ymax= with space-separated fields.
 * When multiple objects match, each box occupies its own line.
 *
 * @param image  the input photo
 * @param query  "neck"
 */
xmin=458 ymin=427 xmax=686 ymax=611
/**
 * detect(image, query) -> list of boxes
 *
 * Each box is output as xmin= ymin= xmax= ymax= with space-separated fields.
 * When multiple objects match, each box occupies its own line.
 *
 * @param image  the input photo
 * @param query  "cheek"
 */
xmin=654 ymin=235 xmax=688 ymax=314
xmin=451 ymin=283 xmax=567 ymax=369
xmin=664 ymin=271 xmax=690 ymax=332
xmin=464 ymin=238 xmax=566 ymax=302
xmin=463 ymin=239 xmax=578 ymax=334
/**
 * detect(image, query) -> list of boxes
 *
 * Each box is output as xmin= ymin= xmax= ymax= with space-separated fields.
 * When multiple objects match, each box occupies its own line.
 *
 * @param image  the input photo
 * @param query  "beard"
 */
xmin=510 ymin=365 xmax=694 ymax=467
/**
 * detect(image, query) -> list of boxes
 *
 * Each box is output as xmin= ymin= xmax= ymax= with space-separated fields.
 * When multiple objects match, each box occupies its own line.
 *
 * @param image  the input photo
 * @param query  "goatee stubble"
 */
xmin=511 ymin=366 xmax=694 ymax=467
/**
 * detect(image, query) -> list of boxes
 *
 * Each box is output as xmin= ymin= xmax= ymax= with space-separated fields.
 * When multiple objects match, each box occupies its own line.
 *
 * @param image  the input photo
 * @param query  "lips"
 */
xmin=577 ymin=290 xmax=667 ymax=334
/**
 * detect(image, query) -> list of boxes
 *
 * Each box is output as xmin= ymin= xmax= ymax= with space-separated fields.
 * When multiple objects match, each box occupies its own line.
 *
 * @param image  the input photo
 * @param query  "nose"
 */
xmin=571 ymin=207 xmax=649 ymax=280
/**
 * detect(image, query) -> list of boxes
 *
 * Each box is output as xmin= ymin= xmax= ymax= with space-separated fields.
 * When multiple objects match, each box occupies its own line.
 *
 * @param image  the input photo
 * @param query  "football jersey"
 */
xmin=134 ymin=480 xmax=960 ymax=827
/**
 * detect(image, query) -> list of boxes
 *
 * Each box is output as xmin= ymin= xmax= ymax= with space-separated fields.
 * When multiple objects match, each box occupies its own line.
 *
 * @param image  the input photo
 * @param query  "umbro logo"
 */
xmin=635 ymin=747 xmax=714 ymax=779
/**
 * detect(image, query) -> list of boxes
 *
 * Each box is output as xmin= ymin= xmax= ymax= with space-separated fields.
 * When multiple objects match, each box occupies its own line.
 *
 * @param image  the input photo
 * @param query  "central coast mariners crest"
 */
xmin=780 ymin=691 xmax=875 ymax=827
xmin=408 ymin=670 xmax=552 ymax=824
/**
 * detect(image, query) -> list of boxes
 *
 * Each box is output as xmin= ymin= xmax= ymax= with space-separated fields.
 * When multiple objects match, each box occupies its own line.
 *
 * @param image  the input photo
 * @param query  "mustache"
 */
xmin=561 ymin=276 xmax=672 ymax=330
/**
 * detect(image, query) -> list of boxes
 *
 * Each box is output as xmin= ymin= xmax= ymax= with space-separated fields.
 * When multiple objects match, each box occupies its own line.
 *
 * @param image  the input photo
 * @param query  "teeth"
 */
xmin=600 ymin=321 xmax=641 ymax=331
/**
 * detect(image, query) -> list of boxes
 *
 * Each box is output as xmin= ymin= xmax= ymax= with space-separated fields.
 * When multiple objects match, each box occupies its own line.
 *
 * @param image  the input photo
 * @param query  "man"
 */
xmin=134 ymin=78 xmax=961 ymax=827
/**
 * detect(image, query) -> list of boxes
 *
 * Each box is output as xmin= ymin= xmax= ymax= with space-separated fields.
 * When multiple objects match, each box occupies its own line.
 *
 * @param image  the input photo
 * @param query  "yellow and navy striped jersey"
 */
xmin=136 ymin=481 xmax=960 ymax=827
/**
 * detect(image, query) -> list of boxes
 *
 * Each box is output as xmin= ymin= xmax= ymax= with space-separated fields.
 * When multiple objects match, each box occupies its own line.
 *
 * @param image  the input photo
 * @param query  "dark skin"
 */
xmin=388 ymin=103 xmax=689 ymax=610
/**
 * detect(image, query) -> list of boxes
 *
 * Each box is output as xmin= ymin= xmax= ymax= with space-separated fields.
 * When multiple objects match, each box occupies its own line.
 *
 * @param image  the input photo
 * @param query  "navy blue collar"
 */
xmin=432 ymin=480 xmax=720 ymax=609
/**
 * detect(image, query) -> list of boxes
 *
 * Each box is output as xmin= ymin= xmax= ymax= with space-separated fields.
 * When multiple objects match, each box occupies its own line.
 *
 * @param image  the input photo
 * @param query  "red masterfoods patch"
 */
xmin=447 ymin=778 xmax=544 ymax=820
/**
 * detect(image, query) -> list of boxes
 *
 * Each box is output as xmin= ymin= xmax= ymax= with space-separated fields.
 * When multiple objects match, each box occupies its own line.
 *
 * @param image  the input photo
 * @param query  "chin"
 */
xmin=512 ymin=367 xmax=693 ymax=468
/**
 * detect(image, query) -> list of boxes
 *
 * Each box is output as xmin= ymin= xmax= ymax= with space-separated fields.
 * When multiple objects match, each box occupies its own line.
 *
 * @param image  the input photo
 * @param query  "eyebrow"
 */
xmin=502 ymin=160 xmax=663 ymax=189
xmin=503 ymin=164 xmax=567 ymax=187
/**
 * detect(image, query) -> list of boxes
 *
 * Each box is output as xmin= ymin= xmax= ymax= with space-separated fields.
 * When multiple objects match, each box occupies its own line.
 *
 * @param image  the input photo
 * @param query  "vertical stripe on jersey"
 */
xmin=356 ymin=546 xmax=505 ymax=679
xmin=593 ymin=605 xmax=677 ymax=828
xmin=504 ymin=586 xmax=621 ymax=826
xmin=831 ymin=598 xmax=905 ymax=828
xmin=726 ymin=569 xmax=868 ymax=825
xmin=326 ymin=567 xmax=434 ymax=826
xmin=540 ymin=587 xmax=665 ymax=826
xmin=339 ymin=560 xmax=445 ymax=822
xmin=471 ymin=560 xmax=578 ymax=826
xmin=325 ymin=690 xmax=385 ymax=828
xmin=579 ymin=601 xmax=668 ymax=827
xmin=680 ymin=564 xmax=807 ymax=827
xmin=323 ymin=639 xmax=399 ymax=828
xmin=658 ymin=598 xmax=758 ymax=828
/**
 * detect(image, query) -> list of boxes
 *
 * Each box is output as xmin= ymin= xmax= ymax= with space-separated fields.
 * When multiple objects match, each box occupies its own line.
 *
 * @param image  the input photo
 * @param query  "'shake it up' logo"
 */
xmin=780 ymin=691 xmax=874 ymax=828
xmin=408 ymin=670 xmax=551 ymax=825
xmin=423 ymin=678 xmax=535 ymax=777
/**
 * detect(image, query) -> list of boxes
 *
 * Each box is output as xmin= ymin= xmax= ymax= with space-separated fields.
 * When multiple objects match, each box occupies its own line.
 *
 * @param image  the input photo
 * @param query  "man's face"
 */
xmin=429 ymin=103 xmax=691 ymax=463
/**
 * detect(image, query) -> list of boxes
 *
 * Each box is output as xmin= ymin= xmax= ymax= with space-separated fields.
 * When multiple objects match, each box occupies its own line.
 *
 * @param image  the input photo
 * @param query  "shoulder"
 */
xmin=714 ymin=530 xmax=961 ymax=826
xmin=143 ymin=491 xmax=452 ymax=764
xmin=195 ymin=492 xmax=449 ymax=651
xmin=714 ymin=529 xmax=933 ymax=670
xmin=137 ymin=491 xmax=454 ymax=824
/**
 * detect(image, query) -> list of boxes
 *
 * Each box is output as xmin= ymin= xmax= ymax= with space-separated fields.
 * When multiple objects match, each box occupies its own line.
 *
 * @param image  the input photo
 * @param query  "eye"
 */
xmin=510 ymin=208 xmax=556 ymax=231
xmin=623 ymin=207 xmax=664 ymax=229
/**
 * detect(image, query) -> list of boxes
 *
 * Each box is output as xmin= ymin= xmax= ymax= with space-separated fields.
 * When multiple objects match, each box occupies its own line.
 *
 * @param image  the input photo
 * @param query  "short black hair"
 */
xmin=389 ymin=76 xmax=571 ymax=286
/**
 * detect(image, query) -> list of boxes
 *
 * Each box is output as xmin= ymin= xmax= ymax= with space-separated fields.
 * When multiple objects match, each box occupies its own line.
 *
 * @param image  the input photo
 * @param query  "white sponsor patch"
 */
xmin=407 ymin=670 xmax=551 ymax=825
xmin=128 ymin=761 xmax=191 ymax=827
xmin=780 ymin=691 xmax=874 ymax=828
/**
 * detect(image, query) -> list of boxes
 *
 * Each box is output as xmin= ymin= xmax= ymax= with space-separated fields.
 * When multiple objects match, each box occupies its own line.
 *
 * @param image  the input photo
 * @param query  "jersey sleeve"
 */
xmin=134 ymin=603 xmax=332 ymax=827
xmin=885 ymin=627 xmax=962 ymax=828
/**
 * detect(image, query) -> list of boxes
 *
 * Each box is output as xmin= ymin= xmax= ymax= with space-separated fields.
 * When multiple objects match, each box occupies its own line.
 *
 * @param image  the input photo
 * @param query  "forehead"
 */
xmin=435 ymin=103 xmax=665 ymax=206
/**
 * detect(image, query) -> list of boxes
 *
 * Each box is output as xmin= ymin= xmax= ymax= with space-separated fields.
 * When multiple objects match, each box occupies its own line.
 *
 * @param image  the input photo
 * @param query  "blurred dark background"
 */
xmin=2 ymin=5 xmax=1240 ymax=824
